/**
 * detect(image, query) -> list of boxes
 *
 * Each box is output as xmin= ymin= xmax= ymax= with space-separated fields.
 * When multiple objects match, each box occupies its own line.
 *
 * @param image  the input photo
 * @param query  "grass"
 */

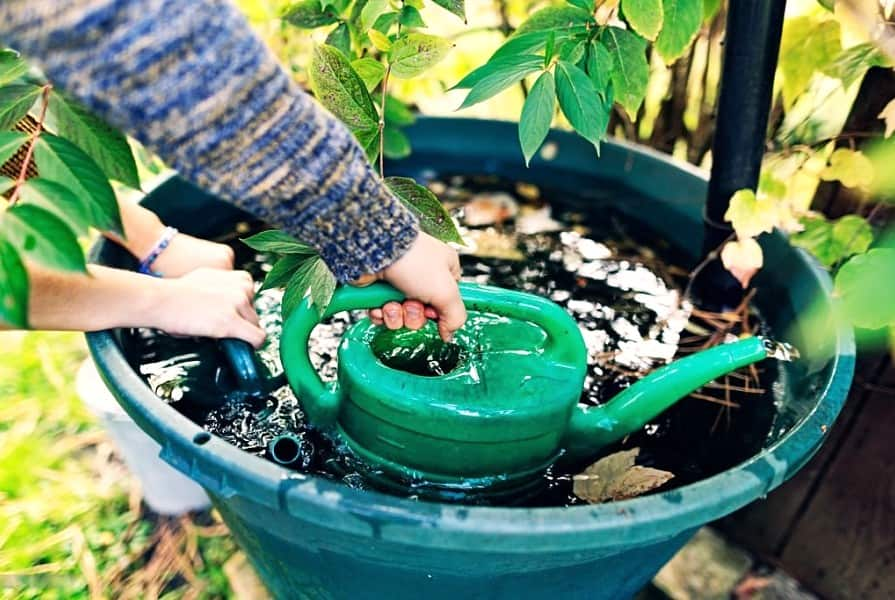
xmin=0 ymin=331 xmax=239 ymax=599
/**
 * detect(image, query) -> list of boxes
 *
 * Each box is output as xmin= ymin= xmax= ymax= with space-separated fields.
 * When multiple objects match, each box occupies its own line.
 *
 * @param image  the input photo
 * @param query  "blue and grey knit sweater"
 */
xmin=0 ymin=0 xmax=419 ymax=282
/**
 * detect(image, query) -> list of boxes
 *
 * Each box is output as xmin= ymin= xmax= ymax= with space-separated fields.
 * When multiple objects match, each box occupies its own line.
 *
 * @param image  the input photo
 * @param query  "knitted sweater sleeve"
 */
xmin=0 ymin=0 xmax=419 ymax=282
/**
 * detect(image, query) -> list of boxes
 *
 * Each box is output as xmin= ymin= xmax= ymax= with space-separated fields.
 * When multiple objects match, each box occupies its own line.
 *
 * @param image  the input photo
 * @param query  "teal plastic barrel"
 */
xmin=87 ymin=118 xmax=854 ymax=599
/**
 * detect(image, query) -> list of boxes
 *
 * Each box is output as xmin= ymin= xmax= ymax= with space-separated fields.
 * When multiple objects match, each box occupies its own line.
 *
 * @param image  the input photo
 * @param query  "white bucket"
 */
xmin=76 ymin=359 xmax=211 ymax=515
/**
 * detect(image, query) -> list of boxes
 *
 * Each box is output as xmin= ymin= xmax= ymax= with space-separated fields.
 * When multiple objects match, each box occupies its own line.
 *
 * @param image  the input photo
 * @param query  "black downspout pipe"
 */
xmin=693 ymin=0 xmax=787 ymax=310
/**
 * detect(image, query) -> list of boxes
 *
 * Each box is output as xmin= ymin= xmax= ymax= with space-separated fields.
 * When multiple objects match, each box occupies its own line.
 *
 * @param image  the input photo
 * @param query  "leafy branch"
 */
xmin=7 ymin=83 xmax=50 ymax=206
xmin=0 ymin=49 xmax=139 ymax=327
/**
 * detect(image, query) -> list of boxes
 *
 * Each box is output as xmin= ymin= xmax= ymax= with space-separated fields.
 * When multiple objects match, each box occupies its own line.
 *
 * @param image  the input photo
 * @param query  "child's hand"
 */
xmin=365 ymin=232 xmax=466 ymax=342
xmin=149 ymin=233 xmax=235 ymax=277
xmin=109 ymin=201 xmax=235 ymax=277
xmin=149 ymin=268 xmax=266 ymax=347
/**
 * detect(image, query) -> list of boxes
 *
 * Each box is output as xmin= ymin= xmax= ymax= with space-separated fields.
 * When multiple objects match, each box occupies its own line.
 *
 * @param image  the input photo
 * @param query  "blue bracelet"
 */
xmin=138 ymin=226 xmax=178 ymax=277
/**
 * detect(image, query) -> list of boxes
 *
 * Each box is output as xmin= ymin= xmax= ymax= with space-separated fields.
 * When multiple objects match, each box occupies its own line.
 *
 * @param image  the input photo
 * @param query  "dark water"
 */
xmin=127 ymin=175 xmax=780 ymax=507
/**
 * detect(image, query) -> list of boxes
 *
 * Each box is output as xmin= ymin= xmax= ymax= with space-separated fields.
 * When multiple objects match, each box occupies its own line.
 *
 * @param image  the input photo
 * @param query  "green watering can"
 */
xmin=225 ymin=282 xmax=780 ymax=495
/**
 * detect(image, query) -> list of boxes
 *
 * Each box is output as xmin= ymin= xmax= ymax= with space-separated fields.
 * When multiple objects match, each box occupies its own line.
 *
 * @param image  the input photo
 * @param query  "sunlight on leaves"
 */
xmin=724 ymin=189 xmax=779 ymax=239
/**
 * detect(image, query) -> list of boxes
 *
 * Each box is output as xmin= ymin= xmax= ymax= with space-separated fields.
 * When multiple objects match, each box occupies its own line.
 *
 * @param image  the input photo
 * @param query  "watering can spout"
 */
xmin=563 ymin=336 xmax=778 ymax=463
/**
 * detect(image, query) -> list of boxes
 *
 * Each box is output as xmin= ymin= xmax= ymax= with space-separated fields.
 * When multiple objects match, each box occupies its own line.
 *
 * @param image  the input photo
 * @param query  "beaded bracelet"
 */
xmin=138 ymin=226 xmax=178 ymax=277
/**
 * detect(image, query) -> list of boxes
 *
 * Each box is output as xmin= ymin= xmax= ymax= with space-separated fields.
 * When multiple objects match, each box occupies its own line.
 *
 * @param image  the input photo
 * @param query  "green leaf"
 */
xmin=567 ymin=0 xmax=594 ymax=10
xmin=282 ymin=0 xmax=341 ymax=28
xmin=703 ymin=0 xmax=721 ymax=20
xmin=0 ymin=204 xmax=86 ymax=272
xmin=558 ymin=40 xmax=586 ymax=64
xmin=791 ymin=216 xmax=836 ymax=266
xmin=0 ymin=50 xmax=29 ymax=87
xmin=586 ymin=40 xmax=612 ymax=96
xmin=260 ymin=253 xmax=309 ymax=291
xmin=351 ymin=58 xmax=386 ymax=91
xmin=544 ymin=32 xmax=557 ymax=68
xmin=823 ymin=43 xmax=891 ymax=88
xmin=367 ymin=30 xmax=392 ymax=52
xmin=43 ymin=91 xmax=140 ymax=188
xmin=385 ymin=176 xmax=463 ymax=244
xmin=458 ymin=55 xmax=543 ymax=109
xmin=820 ymin=149 xmax=874 ymax=189
xmin=832 ymin=215 xmax=873 ymax=256
xmin=326 ymin=23 xmax=352 ymax=58
xmin=241 ymin=230 xmax=316 ymax=254
xmin=32 ymin=134 xmax=122 ymax=235
xmin=724 ymin=189 xmax=777 ymax=239
xmin=0 ymin=84 xmax=41 ymax=131
xmin=281 ymin=257 xmax=319 ymax=319
xmin=308 ymin=45 xmax=380 ymax=159
xmin=372 ymin=11 xmax=399 ymax=33
xmin=515 ymin=6 xmax=593 ymax=36
xmin=0 ymin=176 xmax=12 ymax=195
xmin=519 ymin=71 xmax=555 ymax=167
xmin=388 ymin=33 xmax=453 ymax=79
xmin=868 ymin=138 xmax=895 ymax=199
xmin=779 ymin=16 xmax=841 ymax=108
xmin=384 ymin=95 xmax=416 ymax=126
xmin=281 ymin=256 xmax=336 ymax=319
xmin=453 ymin=54 xmax=541 ymax=90
xmin=834 ymin=248 xmax=895 ymax=330
xmin=0 ymin=240 xmax=28 ymax=328
xmin=431 ymin=0 xmax=465 ymax=21
xmin=602 ymin=27 xmax=649 ymax=118
xmin=490 ymin=29 xmax=585 ymax=64
xmin=383 ymin=126 xmax=411 ymax=159
xmin=791 ymin=215 xmax=873 ymax=267
xmin=623 ymin=0 xmax=663 ymax=41
xmin=309 ymin=259 xmax=337 ymax=317
xmin=654 ymin=0 xmax=701 ymax=63
xmin=17 ymin=178 xmax=91 ymax=237
xmin=360 ymin=0 xmax=389 ymax=30
xmin=400 ymin=5 xmax=427 ymax=28
xmin=555 ymin=60 xmax=607 ymax=153
xmin=0 ymin=130 xmax=27 ymax=165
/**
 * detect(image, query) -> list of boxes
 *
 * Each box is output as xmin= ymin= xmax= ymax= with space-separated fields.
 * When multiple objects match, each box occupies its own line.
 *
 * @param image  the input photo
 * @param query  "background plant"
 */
xmin=251 ymin=0 xmax=712 ymax=317
xmin=711 ymin=2 xmax=895 ymax=353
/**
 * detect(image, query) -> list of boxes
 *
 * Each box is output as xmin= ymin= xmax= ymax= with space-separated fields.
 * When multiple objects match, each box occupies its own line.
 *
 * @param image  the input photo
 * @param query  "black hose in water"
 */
xmin=267 ymin=433 xmax=312 ymax=469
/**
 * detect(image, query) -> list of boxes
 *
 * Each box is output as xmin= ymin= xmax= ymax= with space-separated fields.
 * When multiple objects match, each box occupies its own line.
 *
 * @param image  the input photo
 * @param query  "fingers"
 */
xmin=430 ymin=283 xmax=466 ymax=343
xmin=382 ymin=301 xmax=403 ymax=329
xmin=229 ymin=315 xmax=267 ymax=349
xmin=402 ymin=300 xmax=426 ymax=330
xmin=370 ymin=302 xmax=432 ymax=329
xmin=234 ymin=270 xmax=255 ymax=303
xmin=235 ymin=295 xmax=261 ymax=327
xmin=219 ymin=244 xmax=236 ymax=270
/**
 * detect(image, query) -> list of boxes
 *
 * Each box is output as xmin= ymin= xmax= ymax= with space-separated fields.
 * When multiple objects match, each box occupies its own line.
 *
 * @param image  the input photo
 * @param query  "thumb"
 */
xmin=430 ymin=283 xmax=466 ymax=342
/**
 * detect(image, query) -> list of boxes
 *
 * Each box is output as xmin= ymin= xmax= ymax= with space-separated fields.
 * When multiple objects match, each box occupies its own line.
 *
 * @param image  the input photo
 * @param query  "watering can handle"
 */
xmin=279 ymin=281 xmax=587 ymax=429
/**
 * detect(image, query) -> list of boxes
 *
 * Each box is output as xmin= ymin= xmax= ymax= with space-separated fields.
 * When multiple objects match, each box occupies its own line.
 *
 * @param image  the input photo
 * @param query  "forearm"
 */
xmin=25 ymin=263 xmax=165 ymax=332
xmin=105 ymin=199 xmax=165 ymax=261
xmin=0 ymin=0 xmax=418 ymax=282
